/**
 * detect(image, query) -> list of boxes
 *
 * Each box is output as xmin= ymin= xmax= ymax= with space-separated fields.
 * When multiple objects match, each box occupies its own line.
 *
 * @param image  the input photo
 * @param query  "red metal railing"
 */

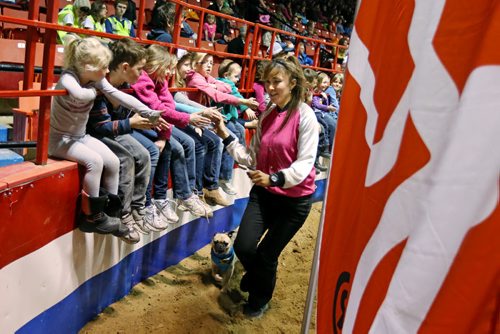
xmin=0 ymin=0 xmax=344 ymax=165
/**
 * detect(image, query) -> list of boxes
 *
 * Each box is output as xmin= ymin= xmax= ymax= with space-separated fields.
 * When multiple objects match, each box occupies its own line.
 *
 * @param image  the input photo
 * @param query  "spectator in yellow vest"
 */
xmin=105 ymin=0 xmax=135 ymax=37
xmin=88 ymin=0 xmax=107 ymax=33
xmin=57 ymin=0 xmax=91 ymax=44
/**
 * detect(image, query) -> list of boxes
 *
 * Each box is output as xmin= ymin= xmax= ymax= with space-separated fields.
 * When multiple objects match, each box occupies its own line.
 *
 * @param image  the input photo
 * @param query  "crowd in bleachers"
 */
xmin=0 ymin=0 xmax=352 ymax=243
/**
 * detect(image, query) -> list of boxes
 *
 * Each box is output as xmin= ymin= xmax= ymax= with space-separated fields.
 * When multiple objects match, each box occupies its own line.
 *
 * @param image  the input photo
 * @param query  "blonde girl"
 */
xmin=49 ymin=37 xmax=159 ymax=241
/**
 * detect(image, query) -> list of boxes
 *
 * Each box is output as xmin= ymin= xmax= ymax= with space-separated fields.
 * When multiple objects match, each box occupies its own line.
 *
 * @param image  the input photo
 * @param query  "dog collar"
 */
xmin=211 ymin=247 xmax=235 ymax=272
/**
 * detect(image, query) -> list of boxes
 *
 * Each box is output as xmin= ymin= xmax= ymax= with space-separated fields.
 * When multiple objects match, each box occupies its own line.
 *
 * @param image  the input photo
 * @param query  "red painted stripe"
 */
xmin=0 ymin=160 xmax=80 ymax=269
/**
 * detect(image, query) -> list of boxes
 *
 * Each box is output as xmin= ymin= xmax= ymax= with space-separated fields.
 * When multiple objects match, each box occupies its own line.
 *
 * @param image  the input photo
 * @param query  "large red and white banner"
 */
xmin=317 ymin=0 xmax=500 ymax=333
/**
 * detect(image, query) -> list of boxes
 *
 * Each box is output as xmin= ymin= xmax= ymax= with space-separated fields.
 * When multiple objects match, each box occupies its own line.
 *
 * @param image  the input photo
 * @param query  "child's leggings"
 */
xmin=49 ymin=134 xmax=120 ymax=197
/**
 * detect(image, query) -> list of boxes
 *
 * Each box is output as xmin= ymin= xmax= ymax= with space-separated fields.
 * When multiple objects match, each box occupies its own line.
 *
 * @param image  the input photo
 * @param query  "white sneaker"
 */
xmin=133 ymin=206 xmax=152 ymax=235
xmin=198 ymin=195 xmax=214 ymax=218
xmin=120 ymin=213 xmax=141 ymax=244
xmin=154 ymin=198 xmax=179 ymax=224
xmin=143 ymin=202 xmax=168 ymax=232
xmin=179 ymin=194 xmax=210 ymax=217
xmin=219 ymin=180 xmax=237 ymax=195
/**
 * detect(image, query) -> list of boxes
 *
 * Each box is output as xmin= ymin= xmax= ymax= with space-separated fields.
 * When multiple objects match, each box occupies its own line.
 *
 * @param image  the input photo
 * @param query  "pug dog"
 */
xmin=211 ymin=230 xmax=236 ymax=292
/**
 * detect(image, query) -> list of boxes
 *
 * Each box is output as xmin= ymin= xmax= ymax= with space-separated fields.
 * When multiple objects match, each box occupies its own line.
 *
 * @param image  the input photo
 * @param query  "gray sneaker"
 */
xmin=132 ymin=206 xmax=152 ymax=235
xmin=154 ymin=198 xmax=179 ymax=224
xmin=179 ymin=194 xmax=210 ymax=217
xmin=119 ymin=213 xmax=141 ymax=244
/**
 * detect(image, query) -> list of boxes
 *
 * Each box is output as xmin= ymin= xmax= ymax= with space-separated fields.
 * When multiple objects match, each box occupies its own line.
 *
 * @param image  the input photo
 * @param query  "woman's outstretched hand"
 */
xmin=247 ymin=170 xmax=271 ymax=187
xmin=203 ymin=107 xmax=229 ymax=138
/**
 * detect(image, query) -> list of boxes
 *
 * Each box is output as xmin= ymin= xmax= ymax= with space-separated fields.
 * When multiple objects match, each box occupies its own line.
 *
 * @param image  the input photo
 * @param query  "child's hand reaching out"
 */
xmin=155 ymin=117 xmax=171 ymax=131
xmin=241 ymin=97 xmax=259 ymax=110
xmin=190 ymin=112 xmax=212 ymax=128
xmin=129 ymin=113 xmax=155 ymax=130
xmin=201 ymin=107 xmax=224 ymax=123
xmin=244 ymin=108 xmax=257 ymax=120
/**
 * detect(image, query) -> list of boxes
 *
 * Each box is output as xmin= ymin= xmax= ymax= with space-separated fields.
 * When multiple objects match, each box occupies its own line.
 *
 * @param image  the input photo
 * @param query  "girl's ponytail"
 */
xmin=63 ymin=37 xmax=81 ymax=71
xmin=63 ymin=37 xmax=112 ymax=74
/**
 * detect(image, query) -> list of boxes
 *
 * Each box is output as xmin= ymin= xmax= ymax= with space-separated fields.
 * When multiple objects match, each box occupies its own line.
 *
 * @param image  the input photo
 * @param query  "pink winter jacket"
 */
xmin=185 ymin=70 xmax=240 ymax=106
xmin=131 ymin=71 xmax=190 ymax=140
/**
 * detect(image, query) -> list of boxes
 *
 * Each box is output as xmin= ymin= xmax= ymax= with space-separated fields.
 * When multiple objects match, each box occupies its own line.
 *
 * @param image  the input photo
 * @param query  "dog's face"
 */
xmin=212 ymin=232 xmax=234 ymax=255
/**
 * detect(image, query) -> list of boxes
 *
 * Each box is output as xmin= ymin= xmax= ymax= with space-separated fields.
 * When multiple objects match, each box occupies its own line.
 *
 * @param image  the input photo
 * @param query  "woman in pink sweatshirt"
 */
xmin=209 ymin=57 xmax=319 ymax=318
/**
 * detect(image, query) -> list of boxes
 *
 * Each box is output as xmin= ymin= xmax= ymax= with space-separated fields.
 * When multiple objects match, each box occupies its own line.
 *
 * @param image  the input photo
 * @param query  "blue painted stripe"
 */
xmin=18 ymin=180 xmax=325 ymax=334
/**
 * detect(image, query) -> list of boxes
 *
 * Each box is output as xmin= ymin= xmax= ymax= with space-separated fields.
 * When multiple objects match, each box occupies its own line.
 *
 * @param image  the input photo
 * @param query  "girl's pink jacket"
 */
xmin=185 ymin=70 xmax=240 ymax=106
xmin=131 ymin=71 xmax=190 ymax=140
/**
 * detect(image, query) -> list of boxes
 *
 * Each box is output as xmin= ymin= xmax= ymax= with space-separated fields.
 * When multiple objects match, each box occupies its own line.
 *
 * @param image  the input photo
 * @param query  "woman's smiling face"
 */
xmin=265 ymin=68 xmax=295 ymax=109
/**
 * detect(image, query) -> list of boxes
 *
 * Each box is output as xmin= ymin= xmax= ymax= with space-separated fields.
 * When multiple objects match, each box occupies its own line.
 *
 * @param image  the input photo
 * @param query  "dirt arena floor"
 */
xmin=80 ymin=202 xmax=323 ymax=334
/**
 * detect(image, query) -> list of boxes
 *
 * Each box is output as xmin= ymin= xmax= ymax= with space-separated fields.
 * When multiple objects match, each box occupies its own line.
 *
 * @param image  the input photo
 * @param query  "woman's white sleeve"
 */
xmin=226 ymin=120 xmax=262 ymax=169
xmin=281 ymin=105 xmax=319 ymax=188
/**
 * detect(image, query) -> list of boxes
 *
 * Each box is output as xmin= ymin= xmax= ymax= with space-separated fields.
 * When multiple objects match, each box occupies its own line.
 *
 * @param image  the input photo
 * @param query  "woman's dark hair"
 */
xmin=156 ymin=3 xmax=176 ymax=32
xmin=90 ymin=0 xmax=106 ymax=23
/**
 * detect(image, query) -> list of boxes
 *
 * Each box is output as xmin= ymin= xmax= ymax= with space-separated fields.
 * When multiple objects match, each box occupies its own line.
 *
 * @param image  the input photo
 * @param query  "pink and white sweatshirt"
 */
xmin=226 ymin=102 xmax=319 ymax=197
xmin=131 ymin=71 xmax=190 ymax=140
xmin=185 ymin=70 xmax=240 ymax=106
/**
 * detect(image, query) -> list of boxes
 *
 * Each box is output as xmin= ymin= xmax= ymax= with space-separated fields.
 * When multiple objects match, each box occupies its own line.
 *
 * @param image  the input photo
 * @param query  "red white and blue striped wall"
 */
xmin=0 ymin=164 xmax=326 ymax=334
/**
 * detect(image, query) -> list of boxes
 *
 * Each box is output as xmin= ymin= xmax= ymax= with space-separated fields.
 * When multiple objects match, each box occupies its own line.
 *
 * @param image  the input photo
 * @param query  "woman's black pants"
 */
xmin=234 ymin=186 xmax=313 ymax=309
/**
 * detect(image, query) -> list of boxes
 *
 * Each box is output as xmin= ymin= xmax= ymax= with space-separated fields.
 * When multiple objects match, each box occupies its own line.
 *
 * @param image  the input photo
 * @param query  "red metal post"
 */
xmin=294 ymin=38 xmax=301 ymax=58
xmin=172 ymin=2 xmax=183 ymax=52
xmin=136 ymin=0 xmax=146 ymax=40
xmin=246 ymin=24 xmax=260 ymax=92
xmin=23 ymin=0 xmax=40 ymax=90
xmin=333 ymin=44 xmax=341 ymax=72
xmin=313 ymin=42 xmax=320 ymax=67
xmin=195 ymin=9 xmax=205 ymax=49
xmin=35 ymin=0 xmax=58 ymax=165
xmin=269 ymin=31 xmax=276 ymax=59
xmin=239 ymin=24 xmax=252 ymax=93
